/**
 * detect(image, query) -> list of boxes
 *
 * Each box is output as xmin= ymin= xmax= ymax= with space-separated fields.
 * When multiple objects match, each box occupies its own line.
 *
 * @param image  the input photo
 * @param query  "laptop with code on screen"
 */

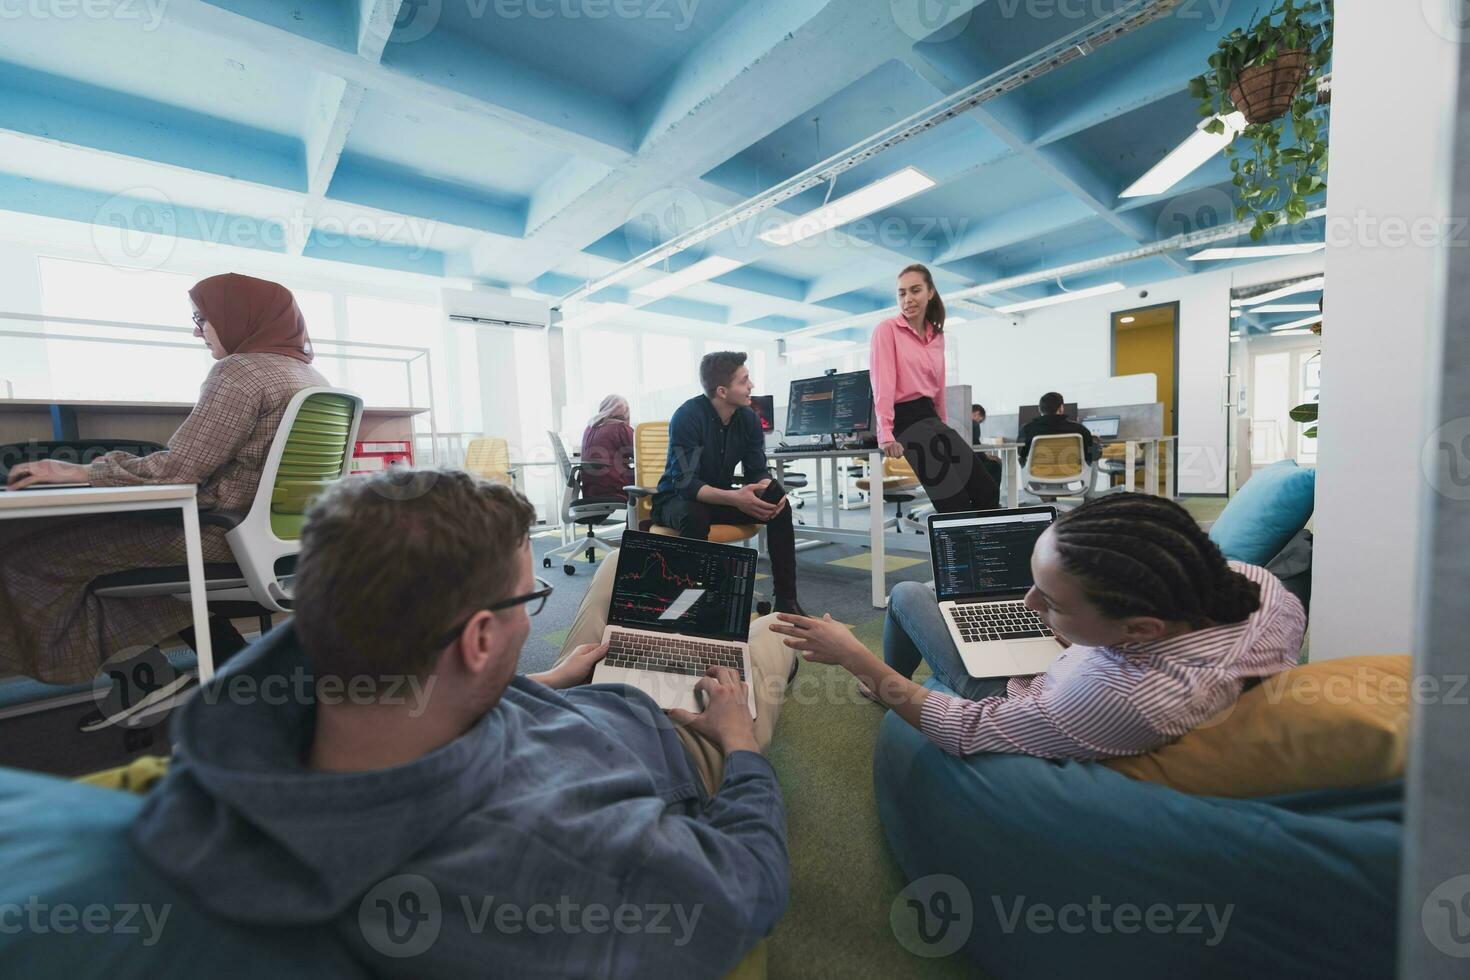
xmin=592 ymin=530 xmax=759 ymax=717
xmin=927 ymin=507 xmax=1065 ymax=678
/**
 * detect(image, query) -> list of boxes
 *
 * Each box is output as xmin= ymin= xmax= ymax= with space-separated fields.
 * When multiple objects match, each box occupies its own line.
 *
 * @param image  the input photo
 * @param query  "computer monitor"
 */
xmin=1017 ymin=402 xmax=1078 ymax=440
xmin=785 ymin=371 xmax=873 ymax=438
xmin=750 ymin=395 xmax=775 ymax=433
xmin=1082 ymin=415 xmax=1121 ymax=439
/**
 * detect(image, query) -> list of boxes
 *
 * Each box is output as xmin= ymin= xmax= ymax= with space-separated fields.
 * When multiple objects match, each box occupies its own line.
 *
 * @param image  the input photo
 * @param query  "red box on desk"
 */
xmin=351 ymin=440 xmax=413 ymax=474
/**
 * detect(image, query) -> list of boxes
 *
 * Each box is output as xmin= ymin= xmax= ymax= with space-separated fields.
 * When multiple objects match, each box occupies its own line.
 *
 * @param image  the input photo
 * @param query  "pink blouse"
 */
xmin=868 ymin=315 xmax=946 ymax=443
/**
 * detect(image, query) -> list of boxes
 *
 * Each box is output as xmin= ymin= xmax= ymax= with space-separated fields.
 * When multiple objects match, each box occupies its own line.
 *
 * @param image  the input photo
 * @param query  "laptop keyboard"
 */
xmin=947 ymin=601 xmax=1055 ymax=643
xmin=605 ymin=631 xmax=746 ymax=680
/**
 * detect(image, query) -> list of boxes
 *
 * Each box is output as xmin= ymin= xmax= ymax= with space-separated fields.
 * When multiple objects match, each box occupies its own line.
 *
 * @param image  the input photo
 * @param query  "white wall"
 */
xmin=950 ymin=253 xmax=1326 ymax=494
xmin=1309 ymin=6 xmax=1458 ymax=661
xmin=0 ymin=241 xmax=46 ymax=396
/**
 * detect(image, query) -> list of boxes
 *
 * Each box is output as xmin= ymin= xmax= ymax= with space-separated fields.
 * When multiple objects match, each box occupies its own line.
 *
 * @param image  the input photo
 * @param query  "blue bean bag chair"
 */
xmin=0 ymin=767 xmax=366 ymax=979
xmin=873 ymin=681 xmax=1401 ymax=980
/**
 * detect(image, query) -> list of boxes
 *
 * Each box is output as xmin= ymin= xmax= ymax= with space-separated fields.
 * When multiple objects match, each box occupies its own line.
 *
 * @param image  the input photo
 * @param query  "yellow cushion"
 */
xmin=76 ymin=755 xmax=171 ymax=794
xmin=1103 ymin=655 xmax=1412 ymax=798
xmin=651 ymin=524 xmax=759 ymax=544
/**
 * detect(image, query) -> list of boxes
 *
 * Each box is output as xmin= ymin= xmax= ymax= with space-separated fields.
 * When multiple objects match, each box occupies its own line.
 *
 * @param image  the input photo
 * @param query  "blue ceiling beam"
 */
xmin=302 ymin=229 xmax=445 ymax=277
xmin=640 ymin=296 xmax=730 ymax=325
xmin=934 ymin=195 xmax=1098 ymax=265
xmin=1028 ymin=5 xmax=1260 ymax=148
xmin=159 ymin=0 xmax=634 ymax=162
xmin=197 ymin=0 xmax=357 ymax=52
xmin=0 ymin=63 xmax=304 ymax=192
xmin=0 ymin=174 xmax=288 ymax=254
xmin=326 ymin=159 xmax=526 ymax=238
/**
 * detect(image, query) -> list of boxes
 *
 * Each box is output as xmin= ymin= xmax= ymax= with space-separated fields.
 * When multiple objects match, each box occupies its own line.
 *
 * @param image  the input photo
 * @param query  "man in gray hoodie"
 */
xmin=131 ymin=468 xmax=790 ymax=978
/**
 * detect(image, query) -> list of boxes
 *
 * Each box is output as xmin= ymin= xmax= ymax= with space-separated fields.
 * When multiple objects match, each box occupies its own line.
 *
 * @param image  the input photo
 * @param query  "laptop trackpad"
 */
xmin=592 ymin=664 xmax=701 ymax=714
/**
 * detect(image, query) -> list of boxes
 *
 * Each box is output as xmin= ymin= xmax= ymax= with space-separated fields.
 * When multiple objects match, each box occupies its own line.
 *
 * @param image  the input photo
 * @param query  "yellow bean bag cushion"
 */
xmin=1104 ymin=655 xmax=1412 ymax=798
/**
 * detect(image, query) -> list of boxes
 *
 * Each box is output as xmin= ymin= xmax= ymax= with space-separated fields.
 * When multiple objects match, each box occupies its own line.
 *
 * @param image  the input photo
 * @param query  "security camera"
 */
xmin=1139 ymin=290 xmax=1150 ymax=299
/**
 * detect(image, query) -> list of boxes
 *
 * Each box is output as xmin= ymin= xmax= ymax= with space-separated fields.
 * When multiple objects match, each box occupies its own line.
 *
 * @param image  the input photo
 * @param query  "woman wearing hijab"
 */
xmin=1 ymin=273 xmax=329 ymax=684
xmin=578 ymin=395 xmax=634 ymax=501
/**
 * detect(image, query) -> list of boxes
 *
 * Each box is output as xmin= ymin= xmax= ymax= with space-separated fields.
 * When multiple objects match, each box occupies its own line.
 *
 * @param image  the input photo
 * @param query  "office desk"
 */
xmin=768 ymin=447 xmax=929 ymax=609
xmin=0 ymin=484 xmax=214 ymax=680
xmin=981 ymin=437 xmax=1180 ymax=500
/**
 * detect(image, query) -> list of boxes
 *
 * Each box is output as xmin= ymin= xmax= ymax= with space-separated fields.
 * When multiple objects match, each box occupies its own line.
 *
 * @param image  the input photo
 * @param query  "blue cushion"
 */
xmin=0 ymin=767 xmax=365 ymax=979
xmin=873 ymin=680 xmax=1401 ymax=980
xmin=1209 ymin=460 xmax=1316 ymax=566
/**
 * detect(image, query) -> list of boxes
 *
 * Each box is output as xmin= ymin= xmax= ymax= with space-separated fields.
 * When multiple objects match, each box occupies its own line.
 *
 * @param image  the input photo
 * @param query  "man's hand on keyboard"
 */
xmin=529 ymin=642 xmax=608 ymax=690
xmin=667 ymin=666 xmax=758 ymax=756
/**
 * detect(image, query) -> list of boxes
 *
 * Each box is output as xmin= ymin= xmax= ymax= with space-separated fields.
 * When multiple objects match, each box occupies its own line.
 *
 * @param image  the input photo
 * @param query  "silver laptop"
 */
xmin=927 ymin=507 xmax=1065 ymax=678
xmin=1082 ymin=415 xmax=1121 ymax=439
xmin=592 ymin=530 xmax=759 ymax=717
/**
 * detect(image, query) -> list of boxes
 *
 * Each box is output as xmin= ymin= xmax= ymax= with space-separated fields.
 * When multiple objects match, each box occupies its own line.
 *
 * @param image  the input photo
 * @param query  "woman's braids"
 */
xmin=1050 ymin=494 xmax=1261 ymax=628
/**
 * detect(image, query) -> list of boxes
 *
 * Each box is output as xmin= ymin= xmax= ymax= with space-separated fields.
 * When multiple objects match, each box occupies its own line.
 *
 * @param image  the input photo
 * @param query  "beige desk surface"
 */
xmin=0 ymin=483 xmax=197 ymax=512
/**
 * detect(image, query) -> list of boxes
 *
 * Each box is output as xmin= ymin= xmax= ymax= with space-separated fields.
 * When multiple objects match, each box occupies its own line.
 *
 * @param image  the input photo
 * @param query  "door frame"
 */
xmin=1109 ymin=301 xmax=1181 ymax=497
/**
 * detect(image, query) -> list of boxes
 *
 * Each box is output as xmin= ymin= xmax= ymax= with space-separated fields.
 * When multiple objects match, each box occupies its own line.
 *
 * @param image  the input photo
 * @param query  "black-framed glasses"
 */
xmin=431 ymin=576 xmax=555 ymax=649
xmin=190 ymin=311 xmax=206 ymax=335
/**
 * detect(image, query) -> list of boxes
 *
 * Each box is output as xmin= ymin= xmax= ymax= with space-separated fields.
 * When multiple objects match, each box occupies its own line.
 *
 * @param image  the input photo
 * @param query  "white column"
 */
xmin=1308 ymin=3 xmax=1458 ymax=660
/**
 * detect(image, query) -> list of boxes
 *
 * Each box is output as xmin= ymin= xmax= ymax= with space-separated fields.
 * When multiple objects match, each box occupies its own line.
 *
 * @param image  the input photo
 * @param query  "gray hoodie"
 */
xmin=131 ymin=624 xmax=788 ymax=978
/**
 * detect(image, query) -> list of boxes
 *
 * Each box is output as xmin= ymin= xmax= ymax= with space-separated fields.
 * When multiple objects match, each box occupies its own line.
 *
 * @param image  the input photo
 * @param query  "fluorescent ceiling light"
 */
xmin=1119 ymin=316 xmax=1136 ymax=324
xmin=1272 ymin=315 xmax=1323 ymax=332
xmin=1232 ymin=276 xmax=1326 ymax=308
xmin=1120 ymin=112 xmax=1245 ymax=199
xmin=632 ymin=255 xmax=744 ymax=300
xmin=1190 ymin=242 xmax=1326 ymax=262
xmin=759 ymin=167 xmax=936 ymax=247
xmin=1269 ymin=328 xmax=1317 ymax=337
xmin=994 ymin=282 xmax=1126 ymax=315
xmin=1249 ymin=303 xmax=1321 ymax=314
xmin=559 ymin=302 xmax=631 ymax=329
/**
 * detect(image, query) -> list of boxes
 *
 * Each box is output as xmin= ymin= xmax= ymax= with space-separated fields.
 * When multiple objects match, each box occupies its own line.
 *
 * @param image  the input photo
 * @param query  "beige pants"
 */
xmin=555 ymin=552 xmax=795 ymax=793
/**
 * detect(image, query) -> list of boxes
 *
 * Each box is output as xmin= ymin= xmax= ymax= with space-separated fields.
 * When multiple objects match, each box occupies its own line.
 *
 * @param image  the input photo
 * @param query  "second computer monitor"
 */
xmin=786 ymin=371 xmax=873 ymax=438
xmin=750 ymin=395 xmax=775 ymax=433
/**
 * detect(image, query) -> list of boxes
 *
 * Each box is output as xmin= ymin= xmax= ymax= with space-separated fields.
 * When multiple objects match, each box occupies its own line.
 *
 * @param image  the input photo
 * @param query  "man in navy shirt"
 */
xmin=654 ymin=351 xmax=805 ymax=615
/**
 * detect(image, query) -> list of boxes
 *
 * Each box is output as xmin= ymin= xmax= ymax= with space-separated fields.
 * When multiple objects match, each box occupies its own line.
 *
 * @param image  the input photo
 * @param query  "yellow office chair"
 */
xmin=464 ymin=436 xmax=517 ymax=486
xmin=624 ymin=421 xmax=760 ymax=544
xmin=1022 ymin=434 xmax=1099 ymax=507
xmin=855 ymin=455 xmax=924 ymax=530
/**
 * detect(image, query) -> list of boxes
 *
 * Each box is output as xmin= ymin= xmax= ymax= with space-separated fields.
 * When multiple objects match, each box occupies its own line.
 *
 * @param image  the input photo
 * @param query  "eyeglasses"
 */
xmin=190 ymin=311 xmax=206 ymax=336
xmin=431 ymin=576 xmax=555 ymax=649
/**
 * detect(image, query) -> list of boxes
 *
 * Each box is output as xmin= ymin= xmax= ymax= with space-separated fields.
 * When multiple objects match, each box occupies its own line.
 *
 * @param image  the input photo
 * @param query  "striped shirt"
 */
xmin=919 ymin=563 xmax=1307 ymax=760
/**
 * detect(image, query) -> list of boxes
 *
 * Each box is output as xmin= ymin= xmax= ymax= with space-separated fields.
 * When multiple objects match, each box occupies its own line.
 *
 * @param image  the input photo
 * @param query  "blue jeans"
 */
xmin=884 ymin=582 xmax=1009 ymax=702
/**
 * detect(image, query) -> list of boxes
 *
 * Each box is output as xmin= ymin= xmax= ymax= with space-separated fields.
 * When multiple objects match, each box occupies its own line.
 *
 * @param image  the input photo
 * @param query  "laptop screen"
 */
xmin=1082 ymin=416 xmax=1121 ymax=438
xmin=609 ymin=531 xmax=758 ymax=642
xmin=928 ymin=508 xmax=1056 ymax=601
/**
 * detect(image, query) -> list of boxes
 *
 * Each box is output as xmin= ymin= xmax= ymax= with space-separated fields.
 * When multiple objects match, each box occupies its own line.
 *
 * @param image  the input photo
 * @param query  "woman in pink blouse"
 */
xmin=1 ymin=274 xmax=329 ymax=683
xmin=869 ymin=263 xmax=998 ymax=513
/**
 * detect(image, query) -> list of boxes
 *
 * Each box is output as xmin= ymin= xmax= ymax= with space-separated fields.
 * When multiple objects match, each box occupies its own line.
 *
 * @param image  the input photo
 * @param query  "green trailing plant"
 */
xmin=1189 ymin=0 xmax=1333 ymax=241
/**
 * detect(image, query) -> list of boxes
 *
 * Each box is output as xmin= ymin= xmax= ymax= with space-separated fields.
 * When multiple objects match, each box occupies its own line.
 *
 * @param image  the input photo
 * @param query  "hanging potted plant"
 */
xmin=1189 ymin=0 xmax=1333 ymax=240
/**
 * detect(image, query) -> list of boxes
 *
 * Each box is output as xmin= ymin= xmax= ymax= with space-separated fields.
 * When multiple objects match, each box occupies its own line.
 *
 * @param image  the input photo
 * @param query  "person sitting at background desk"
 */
xmin=1019 ymin=391 xmax=1100 ymax=466
xmin=579 ymin=394 xmax=634 ymax=500
xmin=970 ymin=403 xmax=1002 ymax=487
xmin=653 ymin=351 xmax=805 ymax=616
xmin=0 ymin=273 xmax=327 ymax=684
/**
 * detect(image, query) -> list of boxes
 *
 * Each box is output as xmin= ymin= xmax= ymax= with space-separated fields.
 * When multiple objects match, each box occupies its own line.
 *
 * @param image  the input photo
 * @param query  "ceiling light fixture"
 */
xmin=1248 ymin=303 xmax=1323 ymax=314
xmin=1190 ymin=242 xmax=1326 ymax=261
xmin=994 ymin=282 xmax=1126 ymax=314
xmin=632 ymin=256 xmax=744 ymax=300
xmin=1271 ymin=315 xmax=1324 ymax=332
xmin=1232 ymin=276 xmax=1326 ymax=307
xmin=759 ymin=167 xmax=936 ymax=247
xmin=1119 ymin=111 xmax=1246 ymax=199
xmin=1119 ymin=315 xmax=1136 ymax=324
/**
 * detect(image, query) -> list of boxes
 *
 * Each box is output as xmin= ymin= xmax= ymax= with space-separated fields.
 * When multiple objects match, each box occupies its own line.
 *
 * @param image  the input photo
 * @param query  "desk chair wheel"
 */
xmin=564 ymin=564 xmax=578 ymax=576
xmin=756 ymin=601 xmax=772 ymax=616
xmin=543 ymin=557 xmax=553 ymax=569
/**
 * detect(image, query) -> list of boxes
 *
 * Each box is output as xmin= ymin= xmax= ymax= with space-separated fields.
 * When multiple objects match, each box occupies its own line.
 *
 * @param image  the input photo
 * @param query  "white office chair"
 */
xmin=541 ymin=431 xmax=625 ymax=576
xmin=1020 ymin=433 xmax=1104 ymax=508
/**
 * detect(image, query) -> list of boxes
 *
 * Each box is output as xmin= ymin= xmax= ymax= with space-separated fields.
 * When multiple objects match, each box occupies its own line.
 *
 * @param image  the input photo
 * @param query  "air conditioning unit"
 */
xmin=440 ymin=288 xmax=549 ymax=331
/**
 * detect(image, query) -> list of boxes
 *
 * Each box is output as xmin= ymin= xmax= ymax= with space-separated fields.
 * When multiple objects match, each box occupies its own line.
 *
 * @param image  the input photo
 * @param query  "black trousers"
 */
xmin=652 ymin=492 xmax=799 ymax=600
xmin=977 ymin=453 xmax=1003 ymax=488
xmin=893 ymin=398 xmax=1000 ymax=514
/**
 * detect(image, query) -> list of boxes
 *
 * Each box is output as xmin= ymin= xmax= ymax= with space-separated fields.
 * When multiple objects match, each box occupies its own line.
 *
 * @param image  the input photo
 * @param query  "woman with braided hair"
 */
xmin=772 ymin=494 xmax=1306 ymax=760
